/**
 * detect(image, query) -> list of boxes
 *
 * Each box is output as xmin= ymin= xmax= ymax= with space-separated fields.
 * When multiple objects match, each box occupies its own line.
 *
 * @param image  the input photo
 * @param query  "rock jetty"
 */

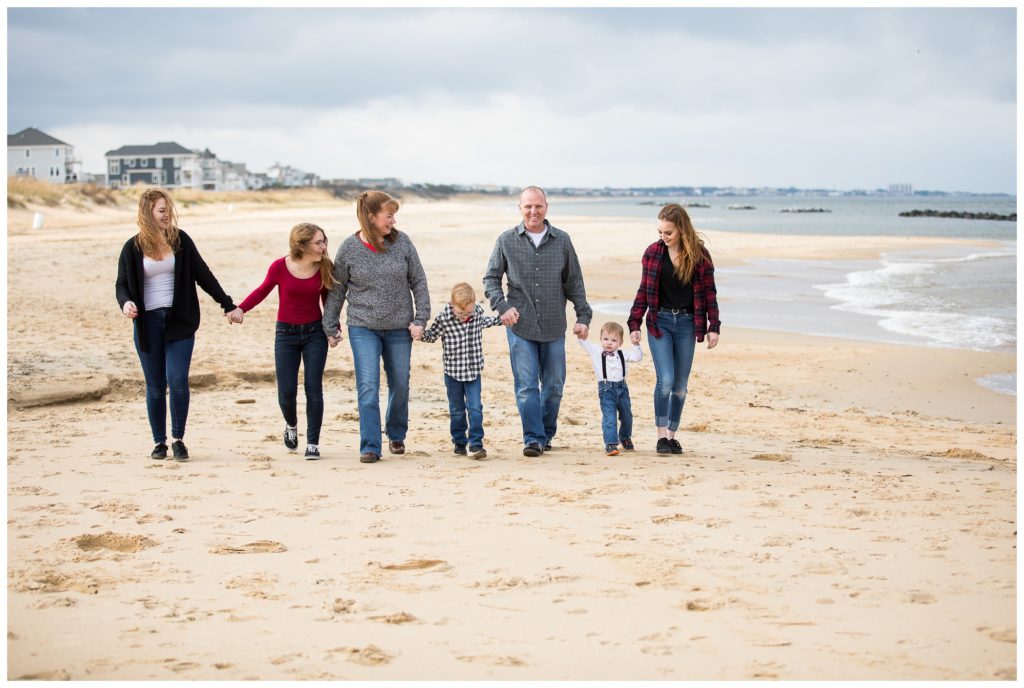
xmin=899 ymin=209 xmax=1016 ymax=221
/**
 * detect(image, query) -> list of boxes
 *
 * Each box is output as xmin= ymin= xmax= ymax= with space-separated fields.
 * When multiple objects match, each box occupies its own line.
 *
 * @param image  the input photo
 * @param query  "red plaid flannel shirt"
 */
xmin=627 ymin=241 xmax=720 ymax=342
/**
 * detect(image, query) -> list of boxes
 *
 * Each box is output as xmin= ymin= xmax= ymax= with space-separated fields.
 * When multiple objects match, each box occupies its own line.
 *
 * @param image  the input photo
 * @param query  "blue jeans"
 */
xmin=506 ymin=329 xmax=566 ymax=446
xmin=647 ymin=310 xmax=696 ymax=432
xmin=444 ymin=374 xmax=484 ymax=447
xmin=348 ymin=325 xmax=412 ymax=455
xmin=133 ymin=307 xmax=195 ymax=444
xmin=598 ymin=380 xmax=633 ymax=446
xmin=275 ymin=321 xmax=328 ymax=445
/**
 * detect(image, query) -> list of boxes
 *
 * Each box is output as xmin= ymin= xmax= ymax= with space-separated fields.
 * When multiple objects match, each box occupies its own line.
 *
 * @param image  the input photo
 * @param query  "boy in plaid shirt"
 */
xmin=416 ymin=283 xmax=502 ymax=458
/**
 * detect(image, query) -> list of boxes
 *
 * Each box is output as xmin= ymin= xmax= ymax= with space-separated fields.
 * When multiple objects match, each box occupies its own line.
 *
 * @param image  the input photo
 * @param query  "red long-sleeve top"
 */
xmin=239 ymin=257 xmax=327 ymax=324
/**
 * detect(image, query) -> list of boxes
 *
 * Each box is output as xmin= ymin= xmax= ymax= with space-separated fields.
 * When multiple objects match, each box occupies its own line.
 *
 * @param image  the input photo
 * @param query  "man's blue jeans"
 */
xmin=133 ymin=307 xmax=195 ymax=444
xmin=506 ymin=329 xmax=566 ymax=446
xmin=647 ymin=310 xmax=696 ymax=431
xmin=443 ymin=374 xmax=484 ymax=447
xmin=598 ymin=380 xmax=633 ymax=446
xmin=274 ymin=321 xmax=328 ymax=445
xmin=348 ymin=325 xmax=412 ymax=455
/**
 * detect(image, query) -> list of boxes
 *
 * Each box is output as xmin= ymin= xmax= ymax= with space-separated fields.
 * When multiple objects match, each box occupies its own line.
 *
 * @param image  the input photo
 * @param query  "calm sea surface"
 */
xmin=544 ymin=195 xmax=1017 ymax=395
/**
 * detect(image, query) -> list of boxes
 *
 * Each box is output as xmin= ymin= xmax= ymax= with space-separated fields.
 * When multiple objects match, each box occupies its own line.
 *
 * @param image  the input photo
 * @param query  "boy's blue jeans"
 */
xmin=443 ymin=374 xmax=484 ymax=447
xmin=598 ymin=380 xmax=633 ymax=446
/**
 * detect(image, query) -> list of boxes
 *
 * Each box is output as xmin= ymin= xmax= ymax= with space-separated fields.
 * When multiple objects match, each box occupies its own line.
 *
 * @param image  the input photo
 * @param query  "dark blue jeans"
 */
xmin=598 ymin=380 xmax=633 ymax=446
xmin=444 ymin=374 xmax=484 ymax=447
xmin=275 ymin=321 xmax=329 ymax=445
xmin=133 ymin=307 xmax=195 ymax=444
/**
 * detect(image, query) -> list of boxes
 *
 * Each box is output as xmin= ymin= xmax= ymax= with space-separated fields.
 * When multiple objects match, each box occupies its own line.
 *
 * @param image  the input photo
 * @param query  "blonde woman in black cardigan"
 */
xmin=115 ymin=187 xmax=239 ymax=461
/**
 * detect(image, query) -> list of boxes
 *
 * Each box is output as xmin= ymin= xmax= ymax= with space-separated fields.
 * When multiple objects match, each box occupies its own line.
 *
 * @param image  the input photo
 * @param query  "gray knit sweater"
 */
xmin=321 ymin=231 xmax=430 ymax=334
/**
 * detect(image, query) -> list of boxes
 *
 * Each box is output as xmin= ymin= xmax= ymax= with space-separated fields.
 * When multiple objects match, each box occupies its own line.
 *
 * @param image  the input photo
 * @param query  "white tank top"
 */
xmin=143 ymin=255 xmax=175 ymax=309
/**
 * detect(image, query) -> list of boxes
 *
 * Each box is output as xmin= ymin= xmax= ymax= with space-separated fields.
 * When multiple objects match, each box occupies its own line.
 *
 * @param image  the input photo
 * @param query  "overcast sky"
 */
xmin=7 ymin=7 xmax=1017 ymax=193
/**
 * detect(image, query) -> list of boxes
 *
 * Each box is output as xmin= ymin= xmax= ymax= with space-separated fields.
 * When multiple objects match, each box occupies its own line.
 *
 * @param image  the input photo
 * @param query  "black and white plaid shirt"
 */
xmin=421 ymin=302 xmax=503 ymax=381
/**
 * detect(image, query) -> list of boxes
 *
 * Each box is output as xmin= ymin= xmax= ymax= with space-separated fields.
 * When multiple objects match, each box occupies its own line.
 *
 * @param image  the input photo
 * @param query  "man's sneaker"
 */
xmin=453 ymin=443 xmax=468 ymax=456
xmin=656 ymin=438 xmax=672 ymax=454
xmin=360 ymin=452 xmax=380 ymax=464
xmin=469 ymin=445 xmax=487 ymax=459
xmin=389 ymin=440 xmax=406 ymax=455
xmin=284 ymin=426 xmax=298 ymax=451
xmin=621 ymin=438 xmax=635 ymax=451
xmin=171 ymin=440 xmax=189 ymax=461
xmin=151 ymin=443 xmax=168 ymax=460
xmin=523 ymin=443 xmax=543 ymax=457
xmin=606 ymin=444 xmax=620 ymax=456
xmin=305 ymin=445 xmax=320 ymax=460
xmin=668 ymin=439 xmax=683 ymax=455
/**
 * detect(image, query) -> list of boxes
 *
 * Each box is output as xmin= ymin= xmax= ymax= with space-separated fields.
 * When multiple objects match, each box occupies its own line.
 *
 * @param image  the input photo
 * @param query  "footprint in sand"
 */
xmin=72 ymin=532 xmax=156 ymax=553
xmin=329 ymin=644 xmax=393 ymax=666
xmin=749 ymin=453 xmax=791 ymax=462
xmin=651 ymin=513 xmax=694 ymax=524
xmin=367 ymin=611 xmax=417 ymax=624
xmin=210 ymin=540 xmax=287 ymax=555
xmin=455 ymin=654 xmax=527 ymax=667
xmin=18 ymin=670 xmax=71 ymax=680
xmin=378 ymin=559 xmax=447 ymax=571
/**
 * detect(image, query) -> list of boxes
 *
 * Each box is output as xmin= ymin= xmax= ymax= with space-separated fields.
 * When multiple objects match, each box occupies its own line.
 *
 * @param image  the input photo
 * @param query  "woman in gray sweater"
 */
xmin=322 ymin=191 xmax=430 ymax=463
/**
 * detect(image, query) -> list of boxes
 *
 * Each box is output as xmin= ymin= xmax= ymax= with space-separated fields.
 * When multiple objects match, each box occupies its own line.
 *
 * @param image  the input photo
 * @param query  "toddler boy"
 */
xmin=578 ymin=322 xmax=643 ymax=456
xmin=418 ymin=283 xmax=502 ymax=459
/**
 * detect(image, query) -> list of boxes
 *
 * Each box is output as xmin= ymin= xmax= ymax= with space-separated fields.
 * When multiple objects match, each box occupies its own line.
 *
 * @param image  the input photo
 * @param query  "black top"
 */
xmin=115 ymin=229 xmax=236 ymax=352
xmin=657 ymin=250 xmax=694 ymax=312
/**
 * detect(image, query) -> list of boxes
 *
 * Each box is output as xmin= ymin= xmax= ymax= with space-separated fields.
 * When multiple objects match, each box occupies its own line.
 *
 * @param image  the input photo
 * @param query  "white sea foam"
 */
xmin=976 ymin=373 xmax=1017 ymax=396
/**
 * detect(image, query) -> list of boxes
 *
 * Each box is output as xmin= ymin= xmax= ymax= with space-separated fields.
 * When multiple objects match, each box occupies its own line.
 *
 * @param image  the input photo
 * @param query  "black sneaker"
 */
xmin=469 ymin=445 xmax=487 ymax=459
xmin=359 ymin=452 xmax=380 ymax=464
xmin=151 ymin=443 xmax=168 ymax=460
xmin=656 ymin=438 xmax=672 ymax=454
xmin=453 ymin=443 xmax=468 ymax=456
xmin=621 ymin=438 xmax=635 ymax=451
xmin=284 ymin=426 xmax=298 ymax=451
xmin=606 ymin=444 xmax=620 ymax=456
xmin=304 ymin=445 xmax=320 ymax=460
xmin=668 ymin=439 xmax=683 ymax=455
xmin=171 ymin=440 xmax=189 ymax=461
xmin=544 ymin=442 xmax=553 ymax=452
xmin=523 ymin=443 xmax=543 ymax=457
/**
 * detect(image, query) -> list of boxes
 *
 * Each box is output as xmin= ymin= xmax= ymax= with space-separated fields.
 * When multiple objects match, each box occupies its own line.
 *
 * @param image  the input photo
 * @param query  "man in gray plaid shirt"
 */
xmin=483 ymin=186 xmax=593 ymax=457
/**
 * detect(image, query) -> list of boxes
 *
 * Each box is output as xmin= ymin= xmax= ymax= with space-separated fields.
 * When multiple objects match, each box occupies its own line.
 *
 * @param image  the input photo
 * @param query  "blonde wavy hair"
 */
xmin=355 ymin=190 xmax=400 ymax=252
xmin=658 ymin=203 xmax=707 ymax=284
xmin=289 ymin=222 xmax=335 ymax=290
xmin=135 ymin=187 xmax=180 ymax=258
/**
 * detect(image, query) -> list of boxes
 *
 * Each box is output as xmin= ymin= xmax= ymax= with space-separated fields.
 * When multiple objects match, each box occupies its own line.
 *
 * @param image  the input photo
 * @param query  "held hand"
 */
xmin=500 ymin=307 xmax=520 ymax=327
xmin=706 ymin=332 xmax=719 ymax=349
xmin=226 ymin=307 xmax=244 ymax=324
xmin=409 ymin=324 xmax=424 ymax=341
xmin=123 ymin=301 xmax=138 ymax=319
xmin=573 ymin=323 xmax=589 ymax=340
xmin=327 ymin=328 xmax=343 ymax=347
xmin=630 ymin=330 xmax=641 ymax=345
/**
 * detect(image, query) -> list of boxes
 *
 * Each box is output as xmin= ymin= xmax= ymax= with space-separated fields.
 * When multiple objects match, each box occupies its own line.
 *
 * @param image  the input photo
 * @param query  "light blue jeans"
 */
xmin=348 ymin=326 xmax=412 ymax=455
xmin=647 ymin=310 xmax=696 ymax=432
xmin=444 ymin=374 xmax=484 ymax=447
xmin=506 ymin=329 xmax=566 ymax=447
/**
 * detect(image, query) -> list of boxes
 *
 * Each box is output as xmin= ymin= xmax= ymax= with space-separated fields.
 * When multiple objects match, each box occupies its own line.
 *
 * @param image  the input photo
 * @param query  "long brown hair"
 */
xmin=135 ymin=187 xmax=180 ymax=258
xmin=355 ymin=190 xmax=400 ymax=252
xmin=658 ymin=203 xmax=707 ymax=284
xmin=289 ymin=222 xmax=335 ymax=290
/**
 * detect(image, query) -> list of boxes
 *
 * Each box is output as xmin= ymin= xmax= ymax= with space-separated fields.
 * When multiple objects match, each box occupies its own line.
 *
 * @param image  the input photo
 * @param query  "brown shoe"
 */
xmin=388 ymin=440 xmax=406 ymax=455
xmin=359 ymin=452 xmax=380 ymax=464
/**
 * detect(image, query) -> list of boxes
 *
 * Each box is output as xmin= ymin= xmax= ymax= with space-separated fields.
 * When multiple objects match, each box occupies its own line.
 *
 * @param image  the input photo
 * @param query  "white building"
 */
xmin=266 ymin=162 xmax=318 ymax=187
xmin=7 ymin=127 xmax=80 ymax=183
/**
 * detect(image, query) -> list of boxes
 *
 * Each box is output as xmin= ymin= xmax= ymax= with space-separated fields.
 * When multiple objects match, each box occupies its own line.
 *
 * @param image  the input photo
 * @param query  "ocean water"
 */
xmin=558 ymin=195 xmax=1017 ymax=396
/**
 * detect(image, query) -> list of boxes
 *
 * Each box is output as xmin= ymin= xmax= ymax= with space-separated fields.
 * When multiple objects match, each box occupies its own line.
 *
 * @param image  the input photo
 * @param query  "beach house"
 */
xmin=104 ymin=142 xmax=201 ymax=189
xmin=7 ymin=127 xmax=80 ymax=183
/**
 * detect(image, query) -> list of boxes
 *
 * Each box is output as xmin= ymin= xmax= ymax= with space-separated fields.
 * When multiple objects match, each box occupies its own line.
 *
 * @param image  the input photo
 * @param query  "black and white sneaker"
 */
xmin=469 ymin=445 xmax=487 ymax=459
xmin=151 ymin=443 xmax=168 ymax=460
xmin=284 ymin=426 xmax=298 ymax=451
xmin=304 ymin=445 xmax=320 ymax=460
xmin=171 ymin=440 xmax=189 ymax=461
xmin=453 ymin=443 xmax=468 ymax=456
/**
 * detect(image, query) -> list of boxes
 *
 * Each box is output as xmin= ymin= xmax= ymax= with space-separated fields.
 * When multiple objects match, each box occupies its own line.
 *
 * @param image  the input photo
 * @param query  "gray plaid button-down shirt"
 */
xmin=483 ymin=220 xmax=592 ymax=343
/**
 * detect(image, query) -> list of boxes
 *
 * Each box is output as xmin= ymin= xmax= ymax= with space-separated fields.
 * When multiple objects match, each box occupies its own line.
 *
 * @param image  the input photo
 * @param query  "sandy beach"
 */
xmin=5 ymin=195 xmax=1016 ymax=680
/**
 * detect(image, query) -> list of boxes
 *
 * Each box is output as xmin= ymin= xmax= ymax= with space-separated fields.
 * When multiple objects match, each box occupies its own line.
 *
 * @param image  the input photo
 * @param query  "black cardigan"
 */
xmin=115 ymin=229 xmax=236 ymax=352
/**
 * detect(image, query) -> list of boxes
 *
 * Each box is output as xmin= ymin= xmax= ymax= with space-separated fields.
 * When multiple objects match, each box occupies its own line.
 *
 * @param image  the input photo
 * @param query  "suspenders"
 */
xmin=601 ymin=350 xmax=626 ymax=381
